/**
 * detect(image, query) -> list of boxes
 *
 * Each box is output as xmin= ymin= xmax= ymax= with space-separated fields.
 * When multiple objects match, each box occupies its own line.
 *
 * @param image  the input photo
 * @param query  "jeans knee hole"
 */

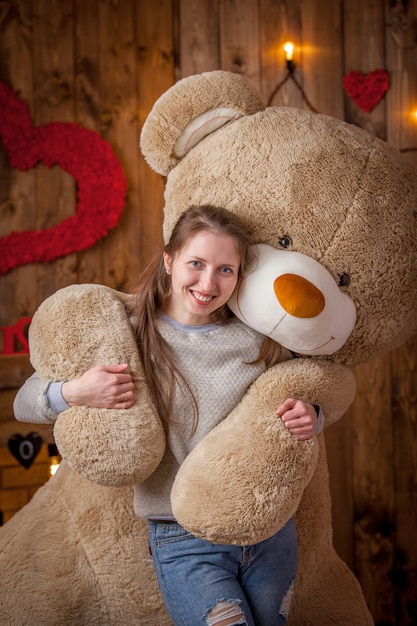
xmin=206 ymin=599 xmax=247 ymax=626
xmin=280 ymin=579 xmax=295 ymax=620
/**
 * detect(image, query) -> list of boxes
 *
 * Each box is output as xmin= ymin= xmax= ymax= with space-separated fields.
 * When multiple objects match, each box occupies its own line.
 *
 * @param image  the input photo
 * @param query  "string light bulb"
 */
xmin=283 ymin=41 xmax=295 ymax=73
xmin=283 ymin=41 xmax=295 ymax=61
xmin=268 ymin=40 xmax=317 ymax=112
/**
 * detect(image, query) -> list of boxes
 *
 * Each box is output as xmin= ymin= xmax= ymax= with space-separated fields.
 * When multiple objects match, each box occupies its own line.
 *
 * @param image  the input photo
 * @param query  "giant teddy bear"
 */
xmin=0 ymin=70 xmax=416 ymax=626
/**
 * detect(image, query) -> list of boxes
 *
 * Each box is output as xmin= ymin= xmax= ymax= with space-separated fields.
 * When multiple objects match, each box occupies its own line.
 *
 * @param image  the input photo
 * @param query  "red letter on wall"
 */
xmin=0 ymin=317 xmax=31 ymax=354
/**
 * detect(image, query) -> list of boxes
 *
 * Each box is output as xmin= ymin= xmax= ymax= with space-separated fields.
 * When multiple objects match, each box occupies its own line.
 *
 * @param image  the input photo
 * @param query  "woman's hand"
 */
xmin=61 ymin=364 xmax=135 ymax=409
xmin=276 ymin=398 xmax=317 ymax=441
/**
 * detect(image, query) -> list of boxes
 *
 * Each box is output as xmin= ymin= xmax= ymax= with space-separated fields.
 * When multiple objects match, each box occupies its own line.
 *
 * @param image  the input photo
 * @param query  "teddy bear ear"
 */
xmin=140 ymin=70 xmax=265 ymax=176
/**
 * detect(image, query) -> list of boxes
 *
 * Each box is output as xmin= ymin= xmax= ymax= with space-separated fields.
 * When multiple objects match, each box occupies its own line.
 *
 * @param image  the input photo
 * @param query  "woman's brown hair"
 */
xmin=129 ymin=205 xmax=281 ymax=428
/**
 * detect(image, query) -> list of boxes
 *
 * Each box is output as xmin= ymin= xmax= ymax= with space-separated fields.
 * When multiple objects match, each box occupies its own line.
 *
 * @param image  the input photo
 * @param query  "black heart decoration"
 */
xmin=8 ymin=432 xmax=43 ymax=469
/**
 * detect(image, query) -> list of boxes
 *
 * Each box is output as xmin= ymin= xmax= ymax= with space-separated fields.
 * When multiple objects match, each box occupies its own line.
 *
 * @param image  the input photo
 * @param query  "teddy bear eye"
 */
xmin=338 ymin=273 xmax=350 ymax=287
xmin=278 ymin=235 xmax=293 ymax=249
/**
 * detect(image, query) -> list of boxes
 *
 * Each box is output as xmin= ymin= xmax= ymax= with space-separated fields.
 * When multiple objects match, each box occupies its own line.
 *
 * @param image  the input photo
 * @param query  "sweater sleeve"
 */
xmin=13 ymin=372 xmax=67 ymax=424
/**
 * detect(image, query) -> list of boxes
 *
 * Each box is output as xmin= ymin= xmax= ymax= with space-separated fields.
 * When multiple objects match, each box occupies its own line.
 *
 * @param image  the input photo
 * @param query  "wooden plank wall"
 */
xmin=0 ymin=1 xmax=416 ymax=623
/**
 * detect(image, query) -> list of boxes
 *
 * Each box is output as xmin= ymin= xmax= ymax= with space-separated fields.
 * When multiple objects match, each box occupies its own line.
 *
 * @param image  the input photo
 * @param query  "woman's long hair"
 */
xmin=129 ymin=205 xmax=281 ymax=428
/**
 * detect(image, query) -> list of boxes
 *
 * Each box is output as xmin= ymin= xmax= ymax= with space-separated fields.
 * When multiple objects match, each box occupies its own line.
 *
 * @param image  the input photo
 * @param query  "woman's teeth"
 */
xmin=192 ymin=291 xmax=213 ymax=303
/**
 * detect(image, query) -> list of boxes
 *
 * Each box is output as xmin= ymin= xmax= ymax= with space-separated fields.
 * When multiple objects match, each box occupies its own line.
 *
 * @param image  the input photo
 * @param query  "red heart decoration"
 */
xmin=0 ymin=82 xmax=127 ymax=275
xmin=343 ymin=69 xmax=389 ymax=113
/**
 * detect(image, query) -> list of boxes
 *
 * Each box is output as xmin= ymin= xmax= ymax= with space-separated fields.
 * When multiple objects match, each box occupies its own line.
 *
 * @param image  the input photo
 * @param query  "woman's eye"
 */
xmin=278 ymin=235 xmax=293 ymax=249
xmin=338 ymin=273 xmax=350 ymax=287
xmin=220 ymin=267 xmax=233 ymax=274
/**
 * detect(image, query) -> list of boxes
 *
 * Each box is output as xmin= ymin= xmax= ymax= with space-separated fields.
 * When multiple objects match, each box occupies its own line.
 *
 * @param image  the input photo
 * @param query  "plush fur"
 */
xmin=28 ymin=284 xmax=165 ymax=487
xmin=0 ymin=461 xmax=170 ymax=625
xmin=1 ymin=70 xmax=416 ymax=625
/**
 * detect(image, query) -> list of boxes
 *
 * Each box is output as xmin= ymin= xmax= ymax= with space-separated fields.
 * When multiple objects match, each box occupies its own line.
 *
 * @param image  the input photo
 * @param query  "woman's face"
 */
xmin=163 ymin=230 xmax=241 ymax=325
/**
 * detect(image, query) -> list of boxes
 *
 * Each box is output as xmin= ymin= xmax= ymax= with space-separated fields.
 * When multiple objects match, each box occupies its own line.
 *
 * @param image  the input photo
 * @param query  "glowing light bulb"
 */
xmin=49 ymin=456 xmax=61 ymax=476
xmin=283 ymin=42 xmax=295 ymax=61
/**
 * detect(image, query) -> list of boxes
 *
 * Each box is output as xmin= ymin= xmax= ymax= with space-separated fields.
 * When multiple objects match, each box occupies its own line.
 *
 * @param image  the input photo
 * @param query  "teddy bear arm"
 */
xmin=263 ymin=357 xmax=357 ymax=428
xmin=29 ymin=284 xmax=165 ymax=487
xmin=171 ymin=358 xmax=355 ymax=544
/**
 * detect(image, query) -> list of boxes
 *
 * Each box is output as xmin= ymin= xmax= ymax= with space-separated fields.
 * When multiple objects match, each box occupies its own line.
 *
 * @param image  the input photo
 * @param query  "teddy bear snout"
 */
xmin=273 ymin=274 xmax=325 ymax=318
xmin=228 ymin=243 xmax=356 ymax=356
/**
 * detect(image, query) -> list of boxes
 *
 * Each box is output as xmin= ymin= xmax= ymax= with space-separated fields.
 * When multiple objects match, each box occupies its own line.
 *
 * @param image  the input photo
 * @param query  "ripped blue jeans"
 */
xmin=148 ymin=519 xmax=297 ymax=626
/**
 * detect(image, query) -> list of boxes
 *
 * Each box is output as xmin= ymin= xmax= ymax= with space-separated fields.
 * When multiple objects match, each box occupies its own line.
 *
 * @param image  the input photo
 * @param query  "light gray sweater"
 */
xmin=134 ymin=314 xmax=269 ymax=519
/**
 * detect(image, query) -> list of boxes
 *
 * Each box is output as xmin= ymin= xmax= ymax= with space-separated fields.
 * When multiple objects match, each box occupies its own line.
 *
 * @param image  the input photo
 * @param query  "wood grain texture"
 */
xmin=219 ymin=0 xmax=261 ymax=89
xmin=353 ymin=356 xmax=396 ymax=623
xmin=178 ymin=0 xmax=219 ymax=77
xmin=135 ymin=0 xmax=173 ymax=268
xmin=391 ymin=335 xmax=417 ymax=625
xmin=33 ymin=0 xmax=78 ymax=300
xmin=73 ymin=0 xmax=105 ymax=283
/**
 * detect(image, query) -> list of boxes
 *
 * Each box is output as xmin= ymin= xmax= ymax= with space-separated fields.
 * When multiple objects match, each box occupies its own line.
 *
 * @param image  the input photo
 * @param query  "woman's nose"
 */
xmin=199 ymin=269 xmax=217 ymax=291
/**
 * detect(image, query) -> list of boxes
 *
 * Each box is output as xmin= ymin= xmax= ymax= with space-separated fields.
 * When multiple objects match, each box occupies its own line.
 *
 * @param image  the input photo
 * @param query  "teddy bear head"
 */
xmin=140 ymin=70 xmax=417 ymax=368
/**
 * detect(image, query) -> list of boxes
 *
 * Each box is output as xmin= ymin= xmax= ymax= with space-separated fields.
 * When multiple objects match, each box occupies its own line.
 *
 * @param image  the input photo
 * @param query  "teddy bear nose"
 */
xmin=274 ymin=274 xmax=325 ymax=318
